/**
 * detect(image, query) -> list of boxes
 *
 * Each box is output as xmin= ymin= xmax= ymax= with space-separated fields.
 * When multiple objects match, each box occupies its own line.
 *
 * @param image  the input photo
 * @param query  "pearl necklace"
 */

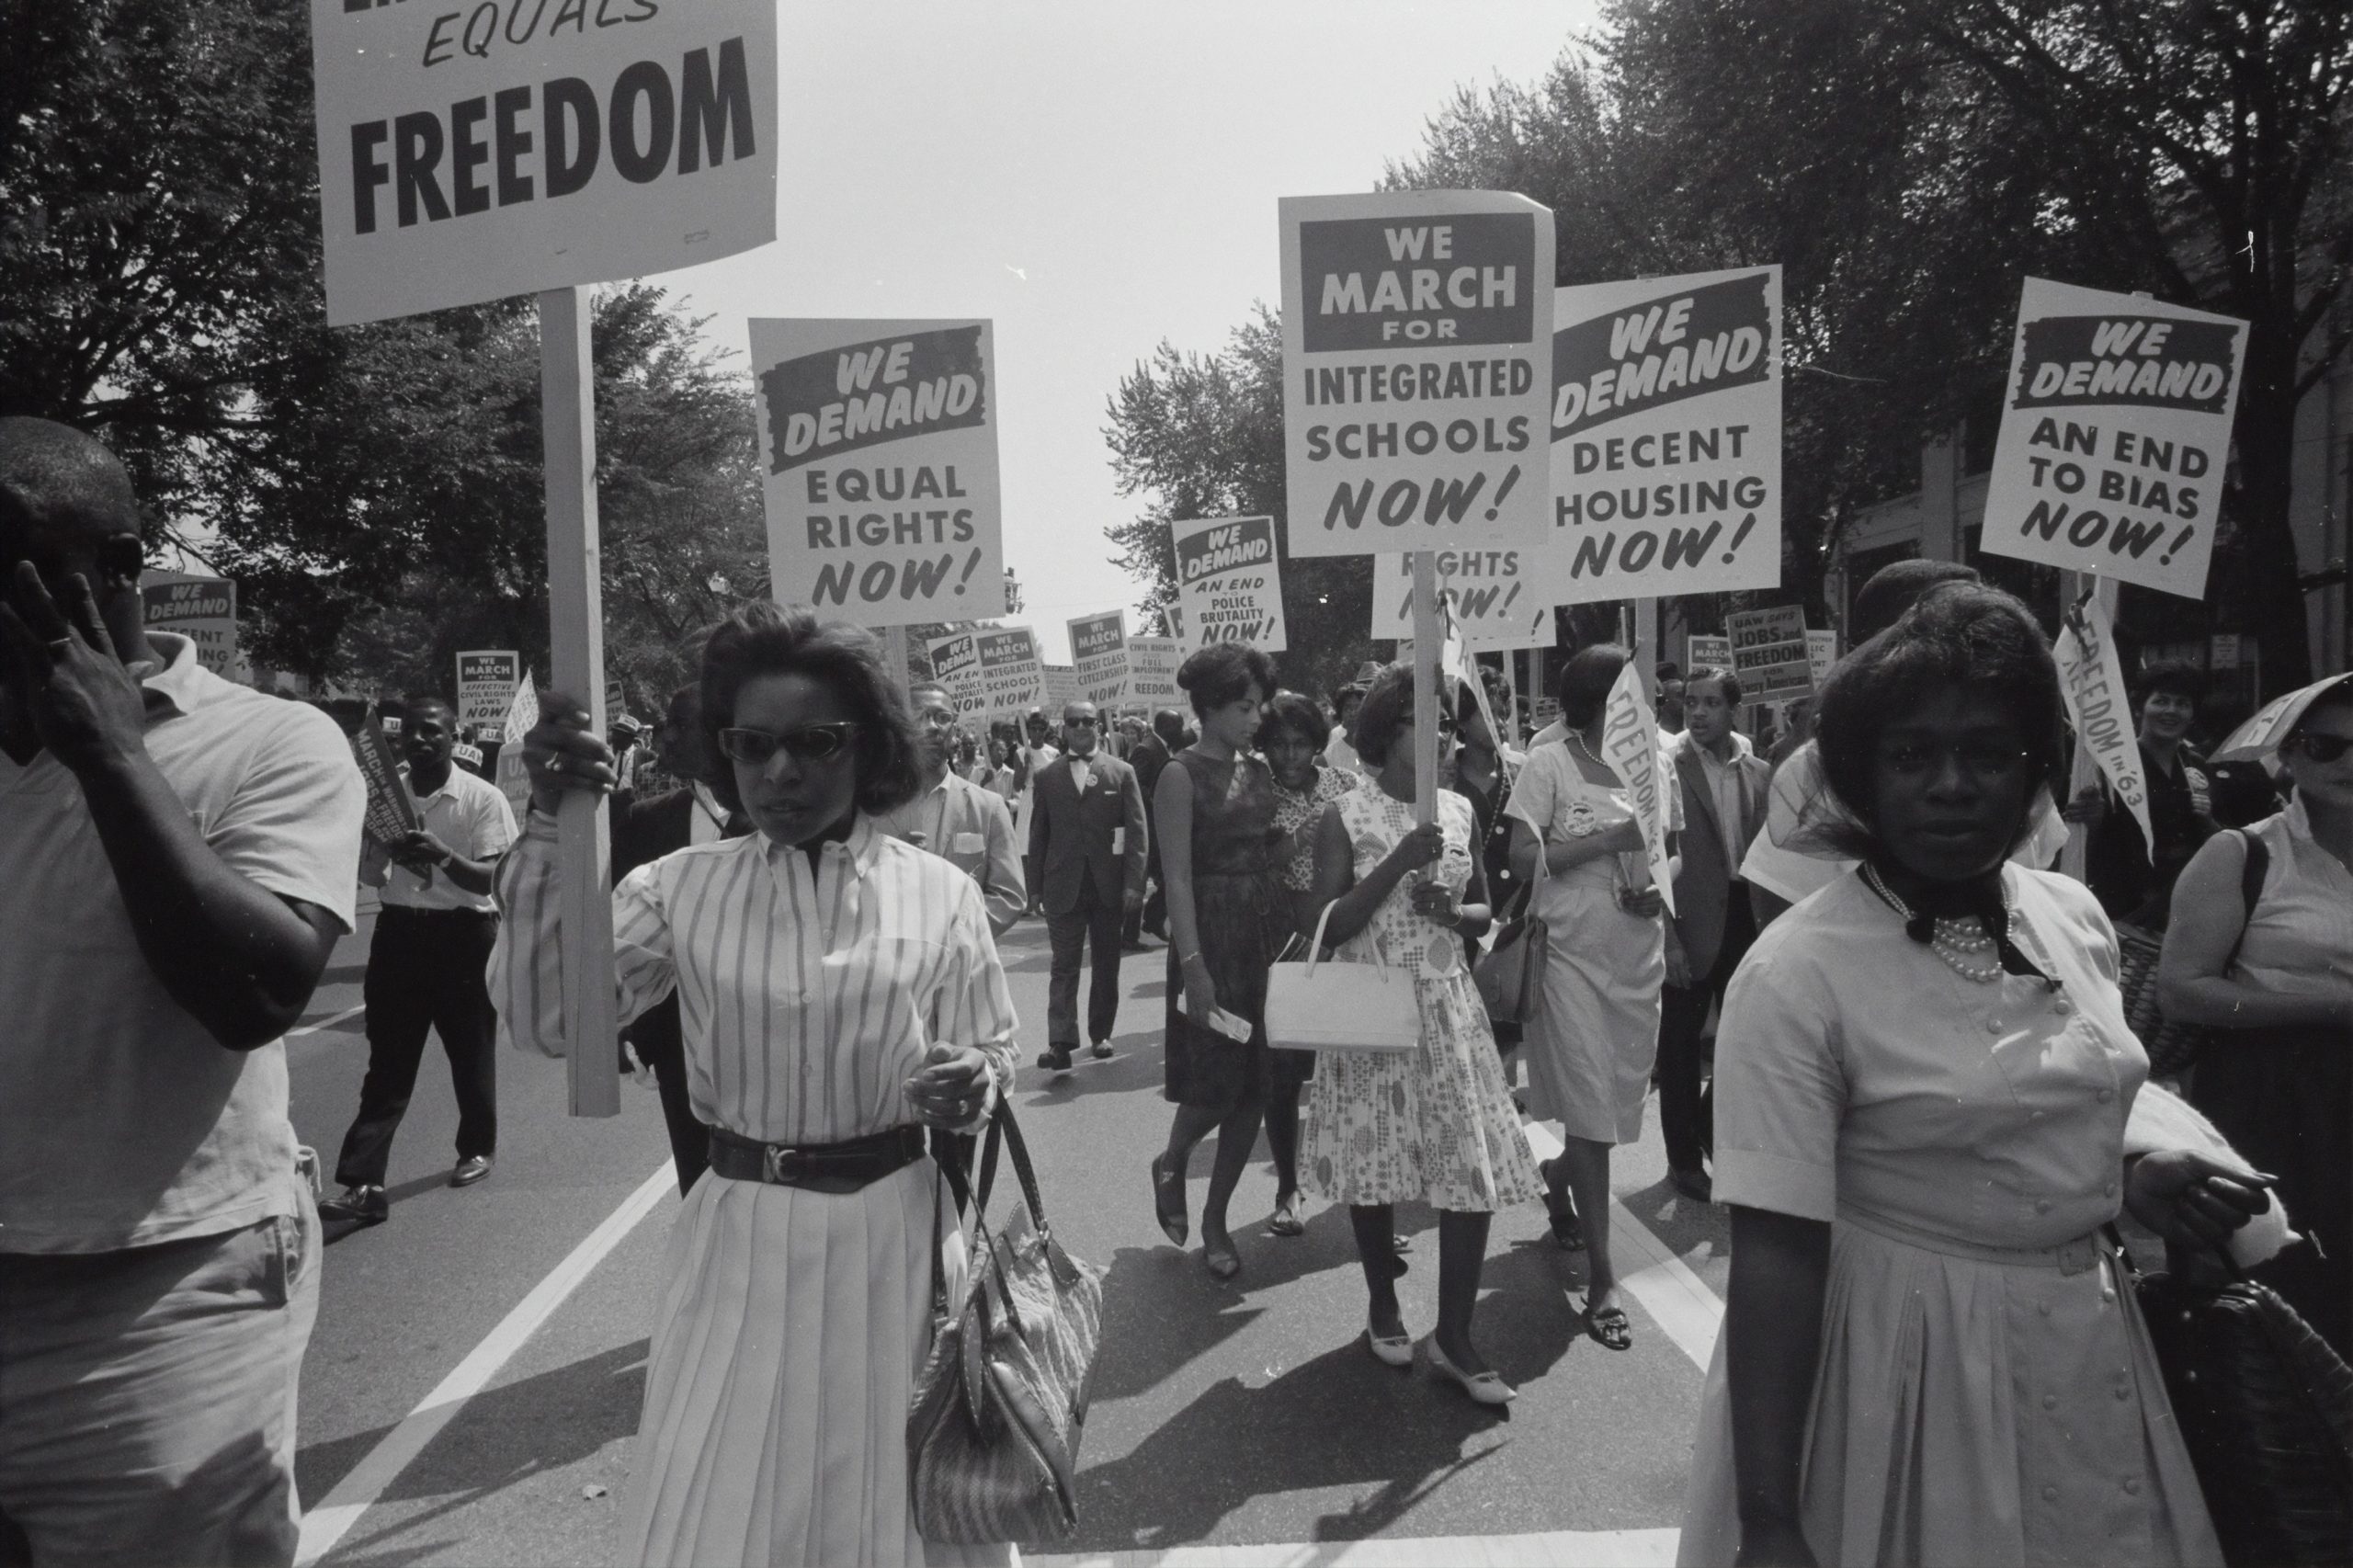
xmin=1861 ymin=864 xmax=2008 ymax=983
xmin=1572 ymin=728 xmax=1607 ymax=771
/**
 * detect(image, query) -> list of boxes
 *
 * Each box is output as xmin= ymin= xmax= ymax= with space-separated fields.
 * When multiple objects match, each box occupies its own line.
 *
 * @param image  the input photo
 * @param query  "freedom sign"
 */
xmin=1069 ymin=611 xmax=1131 ymax=706
xmin=311 ymin=0 xmax=779 ymax=326
xmin=1550 ymin=267 xmax=1781 ymax=604
xmin=1370 ymin=549 xmax=1554 ymax=651
xmin=1280 ymin=190 xmax=1554 ymax=558
xmin=141 ymin=573 xmax=237 ymax=678
xmin=751 ymin=319 xmax=1005 ymax=630
xmin=456 ymin=649 xmax=522 ymax=731
xmin=2053 ymin=595 xmax=2153 ymax=861
xmin=1981 ymin=278 xmax=2247 ymax=600
xmin=1726 ymin=605 xmax=1812 ymax=700
xmin=1171 ymin=516 xmax=1287 ymax=652
xmin=1125 ymin=636 xmax=1181 ymax=708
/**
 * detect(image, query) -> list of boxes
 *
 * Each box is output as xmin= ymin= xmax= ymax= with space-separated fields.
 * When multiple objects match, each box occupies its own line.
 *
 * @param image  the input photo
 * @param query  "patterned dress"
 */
xmin=1301 ymin=788 xmax=1542 ymax=1211
xmin=1268 ymin=765 xmax=1358 ymax=1088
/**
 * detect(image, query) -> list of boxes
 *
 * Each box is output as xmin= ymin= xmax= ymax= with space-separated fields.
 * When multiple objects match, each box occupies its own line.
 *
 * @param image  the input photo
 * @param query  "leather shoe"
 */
xmin=1089 ymin=1040 xmax=1115 ymax=1060
xmin=321 ymin=1184 xmax=387 ymax=1224
xmin=1037 ymin=1047 xmax=1075 ymax=1073
xmin=450 ymin=1154 xmax=494 ymax=1188
xmin=1667 ymin=1165 xmax=1713 ymax=1203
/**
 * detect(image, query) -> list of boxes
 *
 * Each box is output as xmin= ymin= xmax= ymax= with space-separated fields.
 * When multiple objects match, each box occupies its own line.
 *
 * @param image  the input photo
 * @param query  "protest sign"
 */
xmin=311 ymin=0 xmax=778 ymax=326
xmin=1069 ymin=611 xmax=1131 ymax=706
xmin=1686 ymin=632 xmax=1731 ymax=671
xmin=2053 ymin=595 xmax=2152 ymax=860
xmin=1370 ymin=548 xmax=1556 ymax=650
xmin=750 ymin=319 xmax=1005 ymax=630
xmin=1601 ymin=664 xmax=1676 ymax=915
xmin=456 ymin=650 xmax=522 ymax=731
xmin=926 ymin=630 xmax=984 ymax=721
xmin=1281 ymin=190 xmax=1554 ymax=558
xmin=1550 ymin=267 xmax=1782 ymax=603
xmin=1125 ymin=636 xmax=1182 ymax=708
xmin=972 ymin=627 xmax=1043 ymax=724
xmin=1727 ymin=605 xmax=1812 ymax=700
xmin=1172 ymin=516 xmax=1287 ymax=652
xmin=1040 ymin=665 xmax=1081 ymax=714
xmin=1981 ymin=279 xmax=2247 ymax=599
xmin=352 ymin=722 xmax=421 ymax=849
xmin=1806 ymin=630 xmax=1838 ymax=685
xmin=494 ymin=668 xmax=540 ymax=820
xmin=141 ymin=573 xmax=237 ymax=678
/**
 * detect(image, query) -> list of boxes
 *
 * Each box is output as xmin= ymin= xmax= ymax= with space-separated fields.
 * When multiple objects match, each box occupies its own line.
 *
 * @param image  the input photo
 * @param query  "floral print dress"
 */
xmin=1300 ymin=787 xmax=1543 ymax=1212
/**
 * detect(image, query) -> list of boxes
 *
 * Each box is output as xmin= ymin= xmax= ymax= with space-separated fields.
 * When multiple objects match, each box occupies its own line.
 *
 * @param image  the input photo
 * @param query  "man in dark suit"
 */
xmin=610 ymin=683 xmax=737 ymax=1194
xmin=1659 ymin=666 xmax=1771 ymax=1202
xmin=1122 ymin=706 xmax=1182 ymax=948
xmin=1030 ymin=699 xmax=1149 ymax=1071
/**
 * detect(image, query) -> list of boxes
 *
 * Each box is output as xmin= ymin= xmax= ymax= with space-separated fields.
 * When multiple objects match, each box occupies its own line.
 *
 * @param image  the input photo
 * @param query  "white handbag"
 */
xmin=1262 ymin=900 xmax=1421 ymax=1054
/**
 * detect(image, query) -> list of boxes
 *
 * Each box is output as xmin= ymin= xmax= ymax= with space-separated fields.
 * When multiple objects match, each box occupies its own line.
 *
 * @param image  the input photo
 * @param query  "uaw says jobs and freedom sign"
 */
xmin=751 ymin=319 xmax=1006 ymax=630
xmin=1982 ymin=279 xmax=2247 ymax=600
xmin=311 ymin=0 xmax=779 ymax=324
xmin=1281 ymin=191 xmax=1554 ymax=559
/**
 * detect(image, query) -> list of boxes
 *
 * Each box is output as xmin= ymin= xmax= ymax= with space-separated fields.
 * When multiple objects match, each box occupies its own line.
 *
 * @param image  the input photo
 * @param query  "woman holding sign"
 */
xmin=1506 ymin=643 xmax=1674 ymax=1353
xmin=493 ymin=604 xmax=1018 ymax=1567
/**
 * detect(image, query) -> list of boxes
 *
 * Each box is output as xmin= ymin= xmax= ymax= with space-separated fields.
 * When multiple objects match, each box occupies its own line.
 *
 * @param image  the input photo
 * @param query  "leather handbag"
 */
xmin=909 ymin=1107 xmax=1104 ymax=1546
xmin=2112 ymin=830 xmax=2267 ymax=1081
xmin=1263 ymin=900 xmax=1421 ymax=1054
xmin=2128 ymin=1251 xmax=2353 ymax=1565
xmin=1473 ymin=875 xmax=1547 ymax=1031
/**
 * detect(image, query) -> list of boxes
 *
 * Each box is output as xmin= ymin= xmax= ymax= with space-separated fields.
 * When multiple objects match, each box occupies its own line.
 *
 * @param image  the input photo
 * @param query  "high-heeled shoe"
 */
xmin=1150 ymin=1153 xmax=1187 ymax=1246
xmin=1365 ymin=1317 xmax=1414 ymax=1368
xmin=1423 ymin=1336 xmax=1517 ymax=1405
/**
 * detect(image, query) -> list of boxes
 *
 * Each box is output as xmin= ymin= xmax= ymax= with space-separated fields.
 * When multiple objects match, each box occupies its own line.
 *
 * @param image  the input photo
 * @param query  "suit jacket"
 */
xmin=1668 ymin=736 xmax=1771 ymax=974
xmin=1130 ymin=733 xmax=1172 ymax=869
xmin=1027 ymin=750 xmax=1148 ymax=916
xmin=873 ymin=772 xmax=1028 ymax=936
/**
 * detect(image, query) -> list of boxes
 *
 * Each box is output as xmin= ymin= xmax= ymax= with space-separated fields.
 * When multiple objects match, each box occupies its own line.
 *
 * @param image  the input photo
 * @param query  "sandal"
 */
xmin=1150 ymin=1153 xmax=1188 ymax=1245
xmin=1202 ymin=1236 xmax=1242 ymax=1279
xmin=1267 ymin=1195 xmax=1305 ymax=1238
xmin=1584 ymin=1299 xmax=1633 ymax=1352
xmin=1538 ymin=1159 xmax=1586 ymax=1252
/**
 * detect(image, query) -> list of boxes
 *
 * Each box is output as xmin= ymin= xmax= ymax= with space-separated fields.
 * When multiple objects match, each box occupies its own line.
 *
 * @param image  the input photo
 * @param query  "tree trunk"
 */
xmin=2231 ymin=324 xmax=2315 ymax=698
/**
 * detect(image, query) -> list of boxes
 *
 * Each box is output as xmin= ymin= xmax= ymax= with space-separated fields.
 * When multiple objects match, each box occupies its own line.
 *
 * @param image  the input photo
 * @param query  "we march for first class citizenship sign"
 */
xmin=311 ymin=0 xmax=779 ymax=325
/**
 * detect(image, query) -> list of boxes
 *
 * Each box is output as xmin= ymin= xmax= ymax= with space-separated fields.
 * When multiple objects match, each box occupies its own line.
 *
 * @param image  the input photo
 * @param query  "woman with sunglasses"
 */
xmin=1680 ymin=585 xmax=2267 ymax=1568
xmin=1300 ymin=665 xmax=1541 ymax=1403
xmin=490 ymin=603 xmax=1018 ymax=1567
xmin=2160 ymin=674 xmax=2353 ymax=1358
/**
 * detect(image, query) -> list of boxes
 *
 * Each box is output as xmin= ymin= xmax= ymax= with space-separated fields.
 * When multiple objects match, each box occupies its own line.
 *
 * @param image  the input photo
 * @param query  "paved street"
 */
xmin=289 ymin=898 xmax=1730 ymax=1567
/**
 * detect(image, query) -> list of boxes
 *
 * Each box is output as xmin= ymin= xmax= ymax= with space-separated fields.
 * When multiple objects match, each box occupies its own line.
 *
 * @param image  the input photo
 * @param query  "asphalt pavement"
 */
xmin=288 ymin=898 xmax=1730 ymax=1566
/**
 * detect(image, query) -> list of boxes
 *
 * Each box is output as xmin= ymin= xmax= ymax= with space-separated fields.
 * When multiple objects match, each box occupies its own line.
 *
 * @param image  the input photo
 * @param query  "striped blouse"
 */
xmin=490 ymin=812 xmax=1019 ymax=1145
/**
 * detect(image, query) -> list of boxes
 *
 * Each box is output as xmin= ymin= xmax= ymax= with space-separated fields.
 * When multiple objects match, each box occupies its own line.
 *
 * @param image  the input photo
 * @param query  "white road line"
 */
xmin=1521 ymin=1121 xmax=1723 ymax=1372
xmin=1027 ymin=1525 xmax=1680 ymax=1567
xmin=294 ymin=1162 xmax=676 ymax=1567
xmin=287 ymin=1003 xmax=366 ymax=1039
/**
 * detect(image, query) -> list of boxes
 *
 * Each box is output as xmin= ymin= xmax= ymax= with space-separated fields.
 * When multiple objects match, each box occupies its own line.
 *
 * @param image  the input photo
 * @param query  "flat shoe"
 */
xmin=1202 ymin=1238 xmax=1241 ymax=1279
xmin=1150 ymin=1153 xmax=1188 ymax=1245
xmin=1668 ymin=1165 xmax=1713 ymax=1203
xmin=1038 ymin=1048 xmax=1074 ymax=1073
xmin=1267 ymin=1198 xmax=1305 ymax=1237
xmin=1090 ymin=1040 xmax=1115 ymax=1060
xmin=1585 ymin=1300 xmax=1633 ymax=1352
xmin=1424 ymin=1336 xmax=1516 ymax=1404
xmin=450 ymin=1154 xmax=494 ymax=1187
xmin=1365 ymin=1321 xmax=1414 ymax=1368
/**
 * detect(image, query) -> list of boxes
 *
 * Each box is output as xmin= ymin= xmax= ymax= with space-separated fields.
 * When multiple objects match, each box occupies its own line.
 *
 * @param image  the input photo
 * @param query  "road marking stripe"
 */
xmin=293 ymin=1161 xmax=675 ymax=1567
xmin=1522 ymin=1121 xmax=1723 ymax=1372
xmin=287 ymin=1003 xmax=366 ymax=1039
xmin=1027 ymin=1525 xmax=1680 ymax=1566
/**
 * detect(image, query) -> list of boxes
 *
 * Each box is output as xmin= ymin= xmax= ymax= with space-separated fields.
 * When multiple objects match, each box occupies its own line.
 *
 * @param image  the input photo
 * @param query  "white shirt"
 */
xmin=1066 ymin=753 xmax=1094 ymax=793
xmin=491 ymin=814 xmax=1018 ymax=1144
xmin=381 ymin=763 xmax=517 ymax=914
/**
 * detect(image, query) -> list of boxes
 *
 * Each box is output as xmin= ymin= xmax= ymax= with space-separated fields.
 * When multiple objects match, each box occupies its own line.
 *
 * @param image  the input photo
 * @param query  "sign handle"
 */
xmin=883 ymin=626 xmax=910 ymax=699
xmin=540 ymin=285 xmax=620 ymax=1119
xmin=1412 ymin=551 xmax=1440 ymax=828
xmin=2058 ymin=570 xmax=2119 ymax=884
xmin=1633 ymin=597 xmax=1659 ymax=709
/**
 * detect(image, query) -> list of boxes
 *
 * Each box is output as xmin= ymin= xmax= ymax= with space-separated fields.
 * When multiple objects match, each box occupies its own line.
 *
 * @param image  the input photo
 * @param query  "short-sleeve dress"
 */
xmin=1162 ymin=748 xmax=1290 ymax=1110
xmin=1676 ymin=866 xmax=2221 ymax=1567
xmin=1300 ymin=788 xmax=1542 ymax=1212
xmin=1506 ymin=739 xmax=1674 ymax=1144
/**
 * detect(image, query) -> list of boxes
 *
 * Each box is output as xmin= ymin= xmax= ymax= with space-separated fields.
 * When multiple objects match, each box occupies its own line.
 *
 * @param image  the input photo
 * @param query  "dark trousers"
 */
xmin=1047 ymin=877 xmax=1125 ymax=1047
xmin=335 ymin=907 xmax=499 ymax=1188
xmin=627 ymin=998 xmax=711 ymax=1197
xmin=1658 ymin=892 xmax=1757 ymax=1176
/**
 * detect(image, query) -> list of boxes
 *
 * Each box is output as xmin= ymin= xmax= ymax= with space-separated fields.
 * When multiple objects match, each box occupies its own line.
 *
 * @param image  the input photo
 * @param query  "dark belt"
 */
xmin=706 ymin=1125 xmax=927 ymax=1193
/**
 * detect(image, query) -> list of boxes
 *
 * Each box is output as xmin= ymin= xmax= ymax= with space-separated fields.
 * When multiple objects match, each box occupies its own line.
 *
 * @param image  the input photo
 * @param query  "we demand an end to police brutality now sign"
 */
xmin=310 ymin=0 xmax=779 ymax=325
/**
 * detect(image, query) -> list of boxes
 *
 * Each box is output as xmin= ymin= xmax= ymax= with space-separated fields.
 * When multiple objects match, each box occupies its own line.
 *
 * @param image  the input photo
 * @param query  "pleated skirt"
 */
xmin=620 ymin=1160 xmax=1013 ymax=1568
xmin=1677 ymin=1219 xmax=2220 ymax=1568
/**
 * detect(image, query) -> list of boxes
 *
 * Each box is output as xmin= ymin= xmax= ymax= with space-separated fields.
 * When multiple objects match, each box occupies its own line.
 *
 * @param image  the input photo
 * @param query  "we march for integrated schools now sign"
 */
xmin=310 ymin=0 xmax=779 ymax=325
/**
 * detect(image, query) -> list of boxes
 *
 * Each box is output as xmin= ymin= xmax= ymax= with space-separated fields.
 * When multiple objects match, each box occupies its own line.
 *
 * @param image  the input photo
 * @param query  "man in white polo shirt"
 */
xmin=0 ymin=418 xmax=363 ymax=1566
xmin=321 ymin=692 xmax=517 ymax=1225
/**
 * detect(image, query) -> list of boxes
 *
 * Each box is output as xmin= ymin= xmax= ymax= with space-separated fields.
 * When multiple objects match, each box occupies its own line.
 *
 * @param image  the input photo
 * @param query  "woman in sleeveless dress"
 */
xmin=1301 ymin=665 xmax=1541 ymax=1403
xmin=1151 ymin=642 xmax=1289 ymax=1279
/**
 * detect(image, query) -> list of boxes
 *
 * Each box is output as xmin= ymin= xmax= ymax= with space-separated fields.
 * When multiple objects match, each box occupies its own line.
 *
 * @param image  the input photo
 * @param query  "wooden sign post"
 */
xmin=1412 ymin=551 xmax=1442 ymax=826
xmin=540 ymin=285 xmax=620 ymax=1118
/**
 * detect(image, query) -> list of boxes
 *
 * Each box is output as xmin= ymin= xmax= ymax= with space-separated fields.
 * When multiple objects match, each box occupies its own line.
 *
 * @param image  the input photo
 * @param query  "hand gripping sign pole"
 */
xmin=541 ymin=286 xmax=620 ymax=1118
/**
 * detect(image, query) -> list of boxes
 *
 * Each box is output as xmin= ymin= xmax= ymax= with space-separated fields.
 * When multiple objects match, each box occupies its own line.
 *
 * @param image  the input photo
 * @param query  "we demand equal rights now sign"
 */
xmin=752 ymin=319 xmax=1006 ymax=630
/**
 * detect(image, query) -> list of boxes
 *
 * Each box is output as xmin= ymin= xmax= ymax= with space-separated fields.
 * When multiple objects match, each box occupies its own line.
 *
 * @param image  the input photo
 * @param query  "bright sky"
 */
xmin=662 ymin=1 xmax=1595 ymax=662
